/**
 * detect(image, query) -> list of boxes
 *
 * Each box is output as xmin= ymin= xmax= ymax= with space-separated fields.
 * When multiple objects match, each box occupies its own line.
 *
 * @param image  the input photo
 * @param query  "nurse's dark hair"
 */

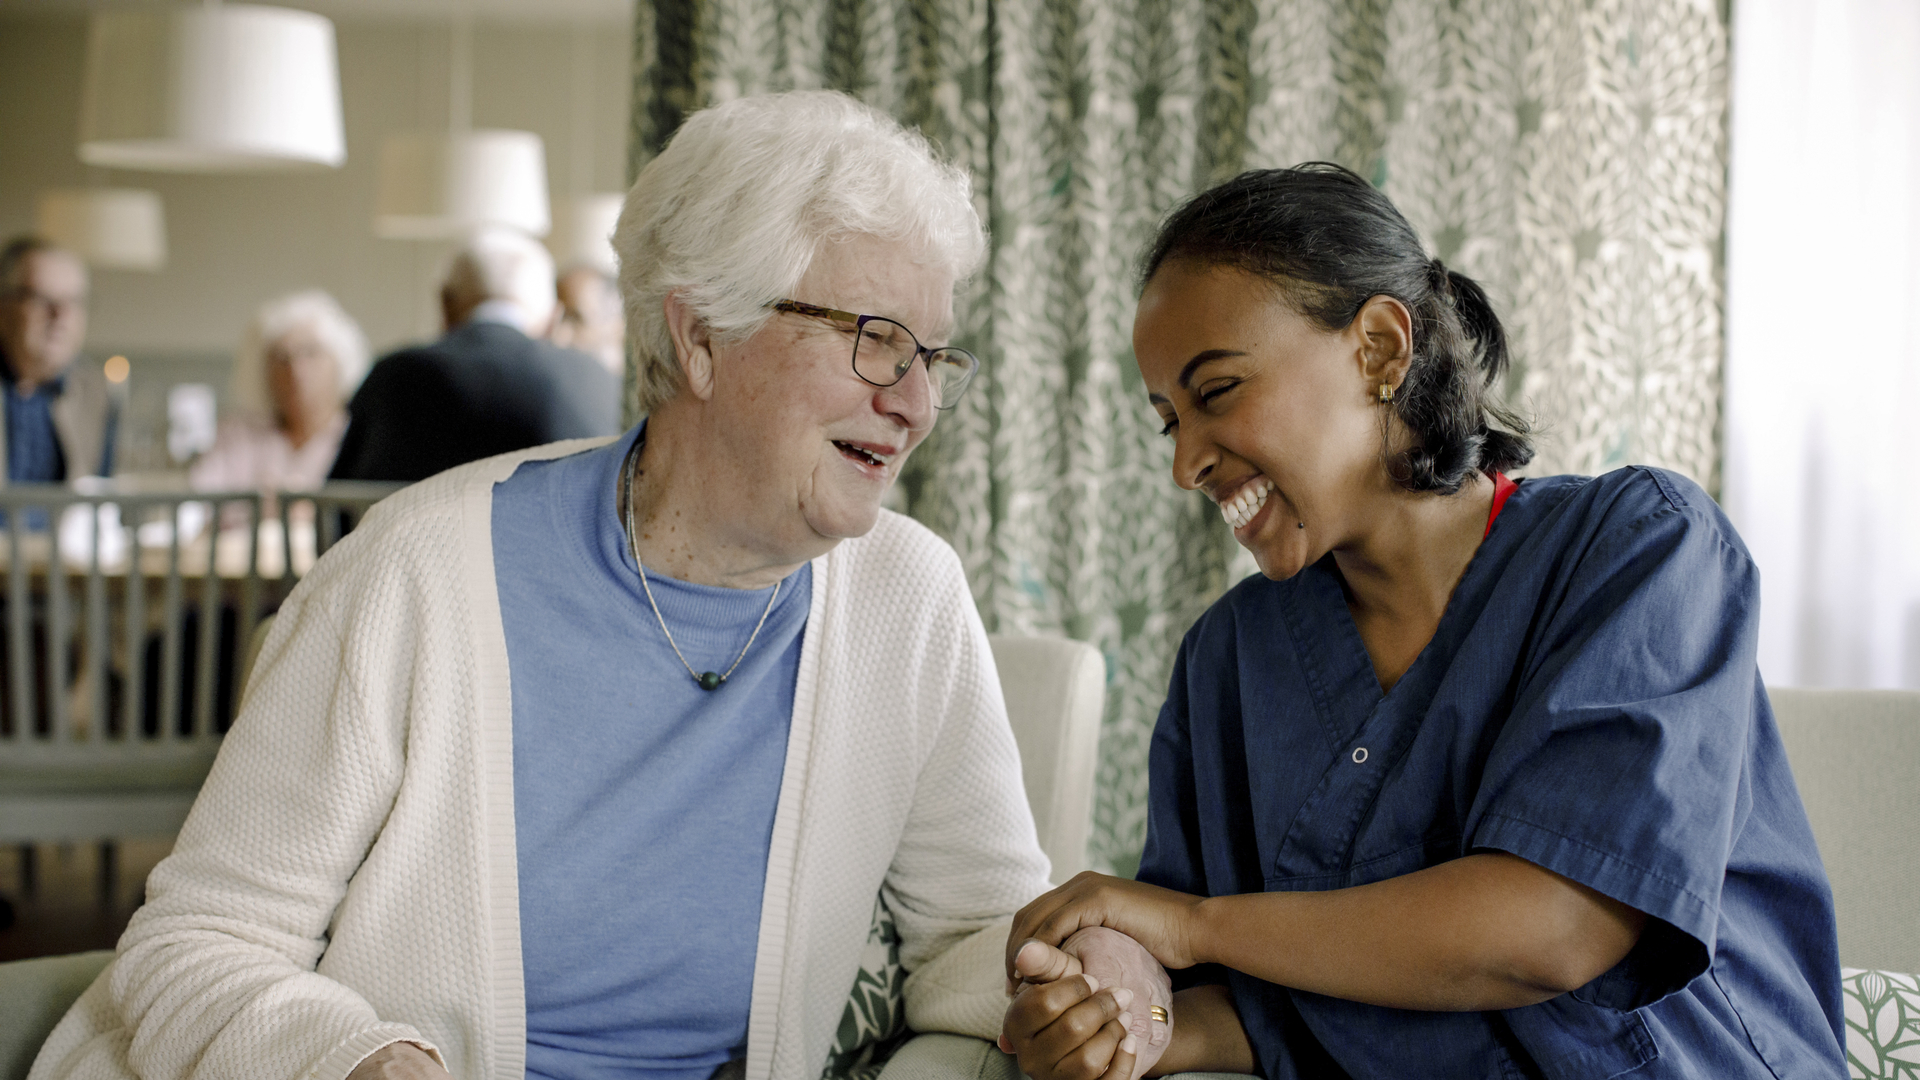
xmin=1139 ymin=163 xmax=1533 ymax=494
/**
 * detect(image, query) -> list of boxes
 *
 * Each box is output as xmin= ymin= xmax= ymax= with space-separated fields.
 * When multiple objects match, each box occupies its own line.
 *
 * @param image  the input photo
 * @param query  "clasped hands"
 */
xmin=999 ymin=873 xmax=1204 ymax=1080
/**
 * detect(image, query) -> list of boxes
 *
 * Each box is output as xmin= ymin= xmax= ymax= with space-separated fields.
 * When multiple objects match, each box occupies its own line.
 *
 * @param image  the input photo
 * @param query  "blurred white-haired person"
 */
xmin=189 ymin=289 xmax=368 ymax=494
xmin=32 ymin=91 xmax=1055 ymax=1080
xmin=328 ymin=227 xmax=621 ymax=482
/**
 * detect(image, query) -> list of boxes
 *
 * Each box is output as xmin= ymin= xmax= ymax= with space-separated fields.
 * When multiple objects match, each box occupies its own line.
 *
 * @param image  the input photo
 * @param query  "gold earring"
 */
xmin=1377 ymin=383 xmax=1395 ymax=404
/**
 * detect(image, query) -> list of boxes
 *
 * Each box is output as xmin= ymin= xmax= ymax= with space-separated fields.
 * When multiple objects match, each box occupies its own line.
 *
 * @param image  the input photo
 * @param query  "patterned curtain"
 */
xmin=628 ymin=0 xmax=1729 ymax=874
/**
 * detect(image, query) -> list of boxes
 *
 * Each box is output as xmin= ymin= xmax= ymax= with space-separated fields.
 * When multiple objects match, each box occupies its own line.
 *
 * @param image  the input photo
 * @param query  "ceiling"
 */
xmin=0 ymin=0 xmax=634 ymax=26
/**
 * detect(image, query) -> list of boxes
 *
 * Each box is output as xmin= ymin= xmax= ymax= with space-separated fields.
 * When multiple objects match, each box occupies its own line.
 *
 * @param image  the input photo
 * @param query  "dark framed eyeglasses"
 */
xmin=769 ymin=299 xmax=979 ymax=410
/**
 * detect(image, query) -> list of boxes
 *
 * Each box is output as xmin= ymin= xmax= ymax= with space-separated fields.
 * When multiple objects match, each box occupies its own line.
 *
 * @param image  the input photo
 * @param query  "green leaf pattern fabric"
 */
xmin=1845 ymin=968 xmax=1920 ymax=1080
xmin=629 ymin=0 xmax=1729 ymax=880
xmin=822 ymin=895 xmax=911 ymax=1079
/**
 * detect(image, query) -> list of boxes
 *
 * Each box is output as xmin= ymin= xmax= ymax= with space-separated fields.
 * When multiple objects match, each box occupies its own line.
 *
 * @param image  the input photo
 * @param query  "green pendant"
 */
xmin=697 ymin=671 xmax=724 ymax=691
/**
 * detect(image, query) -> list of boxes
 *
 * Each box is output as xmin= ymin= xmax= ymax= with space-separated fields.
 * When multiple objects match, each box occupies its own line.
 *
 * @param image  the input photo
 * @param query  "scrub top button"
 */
xmin=1351 ymin=747 xmax=1369 ymax=764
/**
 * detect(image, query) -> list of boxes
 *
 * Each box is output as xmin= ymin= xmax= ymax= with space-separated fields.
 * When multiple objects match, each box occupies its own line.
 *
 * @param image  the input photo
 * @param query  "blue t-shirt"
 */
xmin=1139 ymin=467 xmax=1845 ymax=1079
xmin=492 ymin=426 xmax=810 ymax=1080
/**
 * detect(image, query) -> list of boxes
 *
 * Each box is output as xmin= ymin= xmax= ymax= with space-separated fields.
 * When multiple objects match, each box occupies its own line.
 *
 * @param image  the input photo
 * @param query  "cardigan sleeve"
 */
xmin=98 ymin=579 xmax=443 ymax=1080
xmin=892 ymin=549 xmax=1053 ymax=1040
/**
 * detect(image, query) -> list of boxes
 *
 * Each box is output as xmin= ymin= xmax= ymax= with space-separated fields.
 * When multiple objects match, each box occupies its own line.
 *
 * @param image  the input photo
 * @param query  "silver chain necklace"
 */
xmin=618 ymin=435 xmax=780 ymax=691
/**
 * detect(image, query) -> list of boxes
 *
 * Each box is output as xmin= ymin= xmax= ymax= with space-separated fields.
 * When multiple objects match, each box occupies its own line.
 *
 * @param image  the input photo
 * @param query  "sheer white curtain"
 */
xmin=1724 ymin=0 xmax=1920 ymax=689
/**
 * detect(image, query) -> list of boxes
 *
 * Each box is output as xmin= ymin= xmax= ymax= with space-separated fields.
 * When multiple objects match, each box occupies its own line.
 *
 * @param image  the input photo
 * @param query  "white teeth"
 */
xmin=1219 ymin=478 xmax=1273 ymax=531
xmin=837 ymin=441 xmax=886 ymax=467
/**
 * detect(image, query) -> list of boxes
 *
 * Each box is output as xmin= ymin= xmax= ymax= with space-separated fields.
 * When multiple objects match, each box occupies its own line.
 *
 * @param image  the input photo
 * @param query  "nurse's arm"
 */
xmin=1013 ymin=854 xmax=1647 ymax=1013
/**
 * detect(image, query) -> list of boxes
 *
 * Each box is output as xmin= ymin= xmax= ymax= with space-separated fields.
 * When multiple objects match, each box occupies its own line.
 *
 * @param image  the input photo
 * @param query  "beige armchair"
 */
xmin=1770 ymin=688 xmax=1920 ymax=1079
xmin=989 ymin=634 xmax=1105 ymax=884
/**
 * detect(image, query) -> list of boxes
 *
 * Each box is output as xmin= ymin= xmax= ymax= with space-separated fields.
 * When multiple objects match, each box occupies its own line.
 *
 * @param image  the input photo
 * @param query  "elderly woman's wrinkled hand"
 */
xmin=1007 ymin=933 xmax=1174 ymax=1078
xmin=998 ymin=941 xmax=1138 ymax=1080
xmin=345 ymin=1042 xmax=450 ymax=1080
xmin=1061 ymin=926 xmax=1173 ymax=1059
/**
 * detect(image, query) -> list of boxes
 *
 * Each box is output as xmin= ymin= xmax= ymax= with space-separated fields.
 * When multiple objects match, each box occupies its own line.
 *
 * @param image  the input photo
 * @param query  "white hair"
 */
xmin=229 ymin=289 xmax=370 ymax=421
xmin=612 ymin=90 xmax=988 ymax=414
xmin=444 ymin=227 xmax=558 ymax=332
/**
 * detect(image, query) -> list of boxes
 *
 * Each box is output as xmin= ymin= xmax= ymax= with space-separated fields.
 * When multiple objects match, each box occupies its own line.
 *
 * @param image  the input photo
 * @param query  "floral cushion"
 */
xmin=822 ymin=894 xmax=913 ymax=1080
xmin=1845 ymin=968 xmax=1920 ymax=1078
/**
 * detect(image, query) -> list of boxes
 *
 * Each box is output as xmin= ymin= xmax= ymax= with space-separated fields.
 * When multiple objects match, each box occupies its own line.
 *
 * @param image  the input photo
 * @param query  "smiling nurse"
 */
xmin=998 ymin=165 xmax=1845 ymax=1080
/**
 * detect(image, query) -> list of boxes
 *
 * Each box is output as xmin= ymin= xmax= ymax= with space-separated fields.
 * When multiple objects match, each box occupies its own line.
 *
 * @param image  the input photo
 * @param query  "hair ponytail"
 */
xmin=1435 ymin=264 xmax=1532 ymax=476
xmin=1141 ymin=164 xmax=1535 ymax=494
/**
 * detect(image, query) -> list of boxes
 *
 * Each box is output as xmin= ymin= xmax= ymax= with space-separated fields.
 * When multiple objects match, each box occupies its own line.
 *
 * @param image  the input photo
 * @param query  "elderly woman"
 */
xmin=999 ymin=165 xmax=1843 ymax=1079
xmin=33 ymin=92 xmax=1051 ymax=1080
xmin=190 ymin=289 xmax=368 ymax=493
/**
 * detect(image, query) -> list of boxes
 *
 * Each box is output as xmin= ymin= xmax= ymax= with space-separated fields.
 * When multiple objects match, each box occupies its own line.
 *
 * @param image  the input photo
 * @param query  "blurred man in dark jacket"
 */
xmin=330 ymin=228 xmax=620 ymax=483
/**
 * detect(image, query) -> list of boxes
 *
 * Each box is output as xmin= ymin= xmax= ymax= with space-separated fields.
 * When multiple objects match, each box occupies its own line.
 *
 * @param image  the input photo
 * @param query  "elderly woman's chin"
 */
xmin=804 ymin=448 xmax=908 ymax=540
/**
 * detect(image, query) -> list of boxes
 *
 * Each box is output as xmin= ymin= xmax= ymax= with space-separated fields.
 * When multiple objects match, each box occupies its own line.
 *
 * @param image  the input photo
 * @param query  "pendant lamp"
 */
xmin=374 ymin=130 xmax=552 ymax=239
xmin=36 ymin=189 xmax=168 ymax=271
xmin=552 ymin=193 xmax=623 ymax=274
xmin=78 ymin=4 xmax=345 ymax=172
xmin=373 ymin=16 xmax=551 ymax=240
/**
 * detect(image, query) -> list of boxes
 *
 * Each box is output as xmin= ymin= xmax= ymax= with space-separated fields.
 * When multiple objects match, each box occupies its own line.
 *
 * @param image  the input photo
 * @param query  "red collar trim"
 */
xmin=1485 ymin=471 xmax=1518 ymax=539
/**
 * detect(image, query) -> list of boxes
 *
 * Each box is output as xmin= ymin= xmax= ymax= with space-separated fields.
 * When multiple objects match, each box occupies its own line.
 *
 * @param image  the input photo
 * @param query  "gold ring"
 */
xmin=1149 ymin=1005 xmax=1168 ymax=1024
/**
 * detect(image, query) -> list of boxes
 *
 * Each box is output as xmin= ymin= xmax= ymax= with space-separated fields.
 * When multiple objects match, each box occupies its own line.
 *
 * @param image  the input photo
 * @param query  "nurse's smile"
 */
xmin=1214 ymin=474 xmax=1273 ymax=533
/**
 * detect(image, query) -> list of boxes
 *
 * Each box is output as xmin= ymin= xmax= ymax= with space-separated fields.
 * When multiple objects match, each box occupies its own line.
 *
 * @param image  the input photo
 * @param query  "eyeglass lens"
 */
xmin=851 ymin=317 xmax=975 ymax=408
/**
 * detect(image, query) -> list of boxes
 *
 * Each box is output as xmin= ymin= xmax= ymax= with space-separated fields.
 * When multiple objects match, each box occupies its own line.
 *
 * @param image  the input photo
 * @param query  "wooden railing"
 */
xmin=0 ymin=482 xmax=401 ymax=843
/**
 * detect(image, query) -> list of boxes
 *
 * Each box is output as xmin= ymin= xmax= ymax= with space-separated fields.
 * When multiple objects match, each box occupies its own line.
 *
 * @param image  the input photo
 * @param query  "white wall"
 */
xmin=0 ymin=12 xmax=632 ymax=359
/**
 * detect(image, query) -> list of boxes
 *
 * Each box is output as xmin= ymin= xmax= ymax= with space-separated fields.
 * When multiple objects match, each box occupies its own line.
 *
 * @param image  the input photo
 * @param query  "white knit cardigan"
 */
xmin=32 ymin=440 xmax=1051 ymax=1080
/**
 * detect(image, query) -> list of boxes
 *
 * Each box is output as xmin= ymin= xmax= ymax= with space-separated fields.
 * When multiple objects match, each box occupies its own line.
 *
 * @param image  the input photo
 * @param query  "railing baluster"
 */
xmin=236 ymin=496 xmax=261 ymax=731
xmin=280 ymin=496 xmax=294 ymax=582
xmin=121 ymin=502 xmax=144 ymax=741
xmin=8 ymin=501 xmax=35 ymax=740
xmin=159 ymin=501 xmax=185 ymax=740
xmin=192 ymin=500 xmax=220 ymax=738
xmin=48 ymin=496 xmax=70 ymax=742
xmin=86 ymin=500 xmax=107 ymax=740
xmin=318 ymin=496 xmax=340 ymax=557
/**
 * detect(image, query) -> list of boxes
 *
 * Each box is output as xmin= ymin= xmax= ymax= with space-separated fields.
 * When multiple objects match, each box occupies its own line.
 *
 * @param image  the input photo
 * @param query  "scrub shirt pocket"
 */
xmin=1505 ymin=994 xmax=1660 ymax=1078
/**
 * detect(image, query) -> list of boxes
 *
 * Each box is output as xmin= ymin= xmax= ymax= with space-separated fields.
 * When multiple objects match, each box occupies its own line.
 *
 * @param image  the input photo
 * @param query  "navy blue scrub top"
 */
xmin=1138 ymin=467 xmax=1846 ymax=1079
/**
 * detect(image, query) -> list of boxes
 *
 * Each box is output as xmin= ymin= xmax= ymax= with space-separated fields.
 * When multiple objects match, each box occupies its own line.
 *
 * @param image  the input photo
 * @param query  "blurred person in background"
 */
xmin=190 ymin=289 xmax=369 ymax=494
xmin=328 ymin=228 xmax=620 ymax=483
xmin=0 ymin=237 xmax=119 ymax=483
xmin=0 ymin=238 xmax=117 ymax=928
xmin=550 ymin=263 xmax=627 ymax=379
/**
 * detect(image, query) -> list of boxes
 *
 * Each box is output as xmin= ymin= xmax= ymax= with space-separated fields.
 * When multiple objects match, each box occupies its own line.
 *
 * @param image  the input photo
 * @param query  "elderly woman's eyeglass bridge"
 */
xmin=769 ymin=299 xmax=978 ymax=410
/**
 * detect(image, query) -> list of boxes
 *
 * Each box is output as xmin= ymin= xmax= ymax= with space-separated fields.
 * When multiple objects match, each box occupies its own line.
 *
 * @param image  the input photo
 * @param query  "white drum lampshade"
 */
xmin=552 ymin=192 xmax=624 ymax=275
xmin=375 ymin=131 xmax=552 ymax=240
xmin=36 ymin=189 xmax=168 ymax=271
xmin=79 ymin=5 xmax=345 ymax=172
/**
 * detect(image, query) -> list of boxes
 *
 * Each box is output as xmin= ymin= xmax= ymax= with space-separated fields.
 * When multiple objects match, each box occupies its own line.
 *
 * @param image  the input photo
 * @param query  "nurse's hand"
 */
xmin=1008 ymin=872 xmax=1206 ymax=976
xmin=998 ymin=941 xmax=1140 ymax=1080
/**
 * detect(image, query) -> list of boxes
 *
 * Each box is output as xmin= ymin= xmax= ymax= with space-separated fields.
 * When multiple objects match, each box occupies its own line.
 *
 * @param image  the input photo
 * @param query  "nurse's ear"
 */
xmin=1354 ymin=294 xmax=1414 ymax=401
